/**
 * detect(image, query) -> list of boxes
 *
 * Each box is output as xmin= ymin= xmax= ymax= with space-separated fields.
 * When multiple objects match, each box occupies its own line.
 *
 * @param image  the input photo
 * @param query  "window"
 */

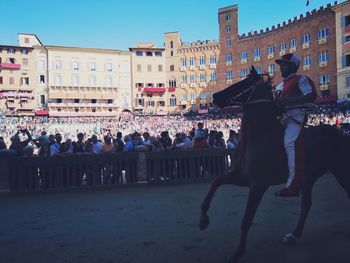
xmin=200 ymin=56 xmax=206 ymax=65
xmin=57 ymin=99 xmax=63 ymax=103
xmin=146 ymin=51 xmax=153 ymax=56
xmin=39 ymin=75 xmax=45 ymax=84
xmin=9 ymin=58 xmax=15 ymax=64
xmin=181 ymin=58 xmax=187 ymax=67
xmin=40 ymin=95 xmax=45 ymax=105
xmin=226 ymin=53 xmax=233 ymax=62
xmin=72 ymin=61 xmax=79 ymax=71
xmin=0 ymin=76 xmax=2 ymax=84
xmin=72 ymin=75 xmax=79 ymax=86
xmin=267 ymin=45 xmax=275 ymax=55
xmin=346 ymin=76 xmax=350 ymax=87
xmin=136 ymin=83 xmax=144 ymax=88
xmin=226 ymin=15 xmax=231 ymax=21
xmin=182 ymin=94 xmax=187 ymax=101
xmin=200 ymin=74 xmax=206 ymax=82
xmin=280 ymin=42 xmax=287 ymax=52
xmin=318 ymin=28 xmax=329 ymax=39
xmin=74 ymin=99 xmax=80 ymax=103
xmin=170 ymin=41 xmax=174 ymax=48
xmin=240 ymin=69 xmax=248 ymax=78
xmin=302 ymin=33 xmax=311 ymax=44
xmin=155 ymin=51 xmax=162 ymax=57
xmin=170 ymin=96 xmax=177 ymax=106
xmin=158 ymin=65 xmax=163 ymax=72
xmin=226 ymin=25 xmax=231 ymax=33
xmin=256 ymin=67 xmax=262 ymax=74
xmin=210 ymin=55 xmax=217 ymax=64
xmin=92 ymin=99 xmax=97 ymax=104
xmin=106 ymin=76 xmax=112 ymax=87
xmin=89 ymin=76 xmax=96 ymax=86
xmin=147 ymin=101 xmax=155 ymax=107
xmin=253 ymin=49 xmax=261 ymax=58
xmin=9 ymin=77 xmax=14 ymax=85
xmin=7 ymin=48 xmax=15 ymax=54
xmin=147 ymin=64 xmax=152 ymax=72
xmin=21 ymin=49 xmax=28 ymax=55
xmin=22 ymin=77 xmax=29 ymax=85
xmin=318 ymin=51 xmax=329 ymax=63
xmin=226 ymin=38 xmax=232 ymax=47
xmin=190 ymin=92 xmax=195 ymax=100
xmin=345 ymin=54 xmax=350 ymax=67
xmin=22 ymin=58 xmax=28 ymax=65
xmin=210 ymin=73 xmax=217 ymax=82
xmin=303 ymin=55 xmax=311 ymax=66
xmin=55 ymin=75 xmax=63 ymax=86
xmin=169 ymin=79 xmax=176 ymax=87
xmin=290 ymin=38 xmax=297 ymax=48
xmin=55 ymin=60 xmax=62 ymax=70
xmin=319 ymin=75 xmax=330 ymax=85
xmin=190 ymin=74 xmax=195 ymax=83
xmin=345 ymin=35 xmax=350 ymax=43
xmin=181 ymin=75 xmax=187 ymax=83
xmin=170 ymin=51 xmax=173 ymax=56
xmin=226 ymin=71 xmax=233 ymax=80
xmin=38 ymin=60 xmax=46 ymax=70
xmin=268 ymin=64 xmax=275 ymax=74
xmin=200 ymin=92 xmax=206 ymax=99
xmin=170 ymin=65 xmax=175 ymax=71
xmin=25 ymin=37 xmax=29 ymax=44
xmin=137 ymin=64 xmax=141 ymax=72
xmin=240 ymin=51 xmax=248 ymax=60
xmin=345 ymin=15 xmax=350 ymax=27
xmin=136 ymin=51 xmax=143 ymax=56
xmin=190 ymin=57 xmax=195 ymax=66
xmin=105 ymin=63 xmax=112 ymax=72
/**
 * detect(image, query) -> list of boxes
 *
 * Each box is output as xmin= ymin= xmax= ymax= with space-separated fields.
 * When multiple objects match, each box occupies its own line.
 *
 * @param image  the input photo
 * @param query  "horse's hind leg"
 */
xmin=199 ymin=172 xmax=246 ymax=231
xmin=227 ymin=182 xmax=269 ymax=263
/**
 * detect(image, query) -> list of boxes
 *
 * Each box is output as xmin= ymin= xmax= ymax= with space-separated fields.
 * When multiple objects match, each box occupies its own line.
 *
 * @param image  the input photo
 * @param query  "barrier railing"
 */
xmin=0 ymin=149 xmax=234 ymax=192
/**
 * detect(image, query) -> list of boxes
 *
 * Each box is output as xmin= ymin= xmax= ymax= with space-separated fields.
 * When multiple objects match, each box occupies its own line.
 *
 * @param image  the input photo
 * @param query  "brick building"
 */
xmin=217 ymin=2 xmax=339 ymax=102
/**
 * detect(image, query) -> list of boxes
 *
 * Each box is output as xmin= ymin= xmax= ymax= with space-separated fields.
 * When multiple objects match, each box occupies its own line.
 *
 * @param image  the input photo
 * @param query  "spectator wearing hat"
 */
xmin=274 ymin=53 xmax=317 ymax=197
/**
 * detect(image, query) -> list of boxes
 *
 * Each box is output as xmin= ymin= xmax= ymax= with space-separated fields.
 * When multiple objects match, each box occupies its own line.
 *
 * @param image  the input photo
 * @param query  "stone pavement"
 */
xmin=0 ymin=175 xmax=349 ymax=263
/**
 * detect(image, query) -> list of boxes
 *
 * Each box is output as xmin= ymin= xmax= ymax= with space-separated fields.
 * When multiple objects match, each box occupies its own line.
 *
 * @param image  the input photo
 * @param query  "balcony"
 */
xmin=0 ymin=63 xmax=21 ymax=70
xmin=302 ymin=43 xmax=310 ymax=49
xmin=144 ymin=87 xmax=166 ymax=93
xmin=267 ymin=54 xmax=274 ymax=59
xmin=209 ymin=64 xmax=216 ymax=69
xmin=319 ymin=61 xmax=328 ymax=68
xmin=240 ymin=59 xmax=247 ymax=64
xmin=168 ymin=87 xmax=176 ymax=92
xmin=318 ymin=38 xmax=328 ymax=45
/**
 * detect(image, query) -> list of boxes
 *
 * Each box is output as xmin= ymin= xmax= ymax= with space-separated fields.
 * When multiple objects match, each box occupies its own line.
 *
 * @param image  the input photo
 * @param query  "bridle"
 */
xmin=228 ymin=74 xmax=272 ymax=106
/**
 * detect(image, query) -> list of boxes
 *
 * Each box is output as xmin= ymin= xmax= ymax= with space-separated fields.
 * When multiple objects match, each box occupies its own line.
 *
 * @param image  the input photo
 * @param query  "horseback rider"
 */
xmin=274 ymin=53 xmax=317 ymax=197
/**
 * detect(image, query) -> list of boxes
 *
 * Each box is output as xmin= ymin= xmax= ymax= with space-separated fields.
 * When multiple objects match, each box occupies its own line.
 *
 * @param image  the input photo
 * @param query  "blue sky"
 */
xmin=0 ymin=0 xmax=343 ymax=50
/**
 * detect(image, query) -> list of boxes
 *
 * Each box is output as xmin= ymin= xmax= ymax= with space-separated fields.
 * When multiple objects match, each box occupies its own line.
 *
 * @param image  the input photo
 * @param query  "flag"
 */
xmin=306 ymin=0 xmax=310 ymax=6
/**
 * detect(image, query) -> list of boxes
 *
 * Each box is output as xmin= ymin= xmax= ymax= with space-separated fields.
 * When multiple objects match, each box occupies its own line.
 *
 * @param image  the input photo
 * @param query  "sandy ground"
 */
xmin=0 ymin=175 xmax=349 ymax=263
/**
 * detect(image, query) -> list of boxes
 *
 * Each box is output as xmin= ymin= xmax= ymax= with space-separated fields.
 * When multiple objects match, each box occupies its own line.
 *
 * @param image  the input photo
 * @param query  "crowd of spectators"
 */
xmin=0 ymin=104 xmax=349 ymax=157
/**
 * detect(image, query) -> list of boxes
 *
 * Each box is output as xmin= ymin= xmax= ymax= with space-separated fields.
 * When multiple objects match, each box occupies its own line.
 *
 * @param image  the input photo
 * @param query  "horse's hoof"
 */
xmin=199 ymin=214 xmax=209 ymax=231
xmin=282 ymin=233 xmax=297 ymax=245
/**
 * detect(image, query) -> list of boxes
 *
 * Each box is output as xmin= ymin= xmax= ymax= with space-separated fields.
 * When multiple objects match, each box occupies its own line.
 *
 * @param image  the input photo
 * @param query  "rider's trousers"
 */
xmin=282 ymin=113 xmax=305 ymax=188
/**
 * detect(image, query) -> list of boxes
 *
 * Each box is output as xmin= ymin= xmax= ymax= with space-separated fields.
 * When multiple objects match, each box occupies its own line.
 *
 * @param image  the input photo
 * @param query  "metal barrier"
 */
xmin=0 ymin=149 xmax=234 ymax=192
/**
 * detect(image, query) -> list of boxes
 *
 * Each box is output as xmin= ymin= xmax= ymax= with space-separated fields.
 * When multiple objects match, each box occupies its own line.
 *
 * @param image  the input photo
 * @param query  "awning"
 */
xmin=315 ymin=96 xmax=337 ymax=104
xmin=35 ymin=109 xmax=49 ymax=115
xmin=144 ymin=88 xmax=166 ymax=93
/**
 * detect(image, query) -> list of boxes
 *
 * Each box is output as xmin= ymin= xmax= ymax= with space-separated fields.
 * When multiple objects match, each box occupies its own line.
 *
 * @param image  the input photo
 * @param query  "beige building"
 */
xmin=334 ymin=1 xmax=350 ymax=100
xmin=46 ymin=45 xmax=131 ymax=117
xmin=130 ymin=43 xmax=167 ymax=114
xmin=0 ymin=35 xmax=38 ymax=115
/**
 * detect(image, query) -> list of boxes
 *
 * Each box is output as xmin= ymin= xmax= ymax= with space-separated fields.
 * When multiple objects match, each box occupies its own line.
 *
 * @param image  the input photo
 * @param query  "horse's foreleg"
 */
xmin=283 ymin=175 xmax=318 ymax=244
xmin=228 ymin=183 xmax=269 ymax=262
xmin=199 ymin=172 xmax=241 ymax=231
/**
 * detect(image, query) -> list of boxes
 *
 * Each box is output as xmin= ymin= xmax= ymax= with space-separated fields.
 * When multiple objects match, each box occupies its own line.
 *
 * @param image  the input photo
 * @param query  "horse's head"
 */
xmin=213 ymin=66 xmax=272 ymax=108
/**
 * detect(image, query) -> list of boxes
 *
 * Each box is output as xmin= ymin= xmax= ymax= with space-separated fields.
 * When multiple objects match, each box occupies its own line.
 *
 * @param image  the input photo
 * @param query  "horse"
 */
xmin=199 ymin=67 xmax=350 ymax=263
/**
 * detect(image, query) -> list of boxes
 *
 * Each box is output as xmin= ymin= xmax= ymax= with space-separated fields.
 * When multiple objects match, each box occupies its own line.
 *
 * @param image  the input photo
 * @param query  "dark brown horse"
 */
xmin=199 ymin=68 xmax=350 ymax=263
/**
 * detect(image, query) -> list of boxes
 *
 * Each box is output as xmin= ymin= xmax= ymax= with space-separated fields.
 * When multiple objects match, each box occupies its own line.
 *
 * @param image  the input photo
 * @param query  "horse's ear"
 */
xmin=250 ymin=65 xmax=257 ymax=75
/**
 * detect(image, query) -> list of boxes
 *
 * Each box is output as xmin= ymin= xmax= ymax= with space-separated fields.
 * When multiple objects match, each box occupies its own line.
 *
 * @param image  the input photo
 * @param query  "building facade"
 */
xmin=130 ymin=43 xmax=167 ymax=115
xmin=217 ymin=3 xmax=338 ymax=102
xmin=0 ymin=41 xmax=38 ymax=116
xmin=334 ymin=1 xmax=350 ymax=100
